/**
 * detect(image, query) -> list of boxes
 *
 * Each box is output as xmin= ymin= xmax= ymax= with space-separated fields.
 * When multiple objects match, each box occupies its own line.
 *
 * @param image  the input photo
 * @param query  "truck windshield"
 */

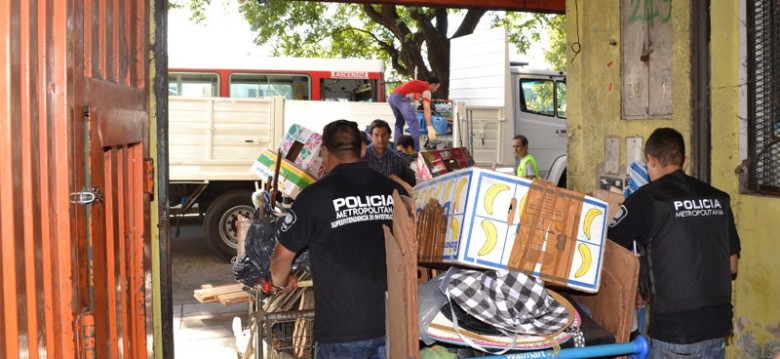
xmin=519 ymin=79 xmax=566 ymax=119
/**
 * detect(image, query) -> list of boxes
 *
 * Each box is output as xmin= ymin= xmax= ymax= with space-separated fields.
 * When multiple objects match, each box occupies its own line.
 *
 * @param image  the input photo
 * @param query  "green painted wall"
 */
xmin=567 ymin=0 xmax=780 ymax=357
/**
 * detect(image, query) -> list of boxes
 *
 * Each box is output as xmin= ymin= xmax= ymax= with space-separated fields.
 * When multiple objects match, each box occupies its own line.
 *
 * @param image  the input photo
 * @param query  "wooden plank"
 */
xmin=293 ymin=290 xmax=315 ymax=358
xmin=217 ymin=292 xmax=251 ymax=305
xmin=193 ymin=283 xmax=245 ymax=303
xmin=193 ymin=283 xmax=244 ymax=295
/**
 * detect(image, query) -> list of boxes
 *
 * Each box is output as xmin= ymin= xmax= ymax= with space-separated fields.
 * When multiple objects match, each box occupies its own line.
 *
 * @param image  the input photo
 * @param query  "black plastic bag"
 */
xmin=233 ymin=208 xmax=309 ymax=287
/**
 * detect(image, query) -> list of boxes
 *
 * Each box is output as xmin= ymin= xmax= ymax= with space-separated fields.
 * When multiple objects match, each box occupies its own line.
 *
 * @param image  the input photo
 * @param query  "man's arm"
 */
xmin=727 ymin=207 xmax=741 ymax=275
xmin=421 ymin=90 xmax=437 ymax=140
xmin=270 ymin=242 xmax=297 ymax=291
xmin=524 ymin=162 xmax=536 ymax=179
xmin=423 ymin=100 xmax=433 ymax=128
xmin=607 ymin=191 xmax=653 ymax=251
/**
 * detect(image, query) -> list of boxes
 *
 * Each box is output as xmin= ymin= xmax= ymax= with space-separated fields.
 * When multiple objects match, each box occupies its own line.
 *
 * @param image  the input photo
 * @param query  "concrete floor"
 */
xmin=172 ymin=216 xmax=250 ymax=358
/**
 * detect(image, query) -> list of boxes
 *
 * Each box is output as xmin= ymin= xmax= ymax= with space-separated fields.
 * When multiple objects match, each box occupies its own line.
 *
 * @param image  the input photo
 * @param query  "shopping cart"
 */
xmin=257 ymin=309 xmax=315 ymax=359
xmin=234 ymin=269 xmax=314 ymax=359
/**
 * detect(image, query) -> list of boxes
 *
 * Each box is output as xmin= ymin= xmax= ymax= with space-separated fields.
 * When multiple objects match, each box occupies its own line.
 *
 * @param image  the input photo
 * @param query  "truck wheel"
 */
xmin=204 ymin=190 xmax=255 ymax=260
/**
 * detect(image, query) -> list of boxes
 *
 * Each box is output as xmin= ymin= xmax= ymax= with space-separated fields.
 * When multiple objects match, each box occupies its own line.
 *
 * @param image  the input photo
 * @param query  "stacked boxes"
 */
xmin=417 ymin=147 xmax=475 ymax=182
xmin=250 ymin=149 xmax=316 ymax=199
xmin=250 ymin=124 xmax=323 ymax=199
xmin=279 ymin=124 xmax=326 ymax=179
xmin=414 ymin=167 xmax=609 ymax=293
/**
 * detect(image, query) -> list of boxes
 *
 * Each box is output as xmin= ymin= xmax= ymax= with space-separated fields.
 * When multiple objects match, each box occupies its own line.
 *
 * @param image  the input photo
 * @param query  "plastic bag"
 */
xmin=419 ymin=272 xmax=449 ymax=345
xmin=233 ymin=208 xmax=309 ymax=287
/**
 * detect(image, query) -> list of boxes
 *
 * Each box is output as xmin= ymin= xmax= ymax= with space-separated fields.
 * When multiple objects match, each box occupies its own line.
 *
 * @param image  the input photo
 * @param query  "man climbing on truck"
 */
xmin=388 ymin=77 xmax=441 ymax=151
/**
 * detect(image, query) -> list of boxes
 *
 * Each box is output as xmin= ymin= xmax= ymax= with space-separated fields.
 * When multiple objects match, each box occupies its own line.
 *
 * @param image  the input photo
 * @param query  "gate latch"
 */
xmin=70 ymin=187 xmax=104 ymax=205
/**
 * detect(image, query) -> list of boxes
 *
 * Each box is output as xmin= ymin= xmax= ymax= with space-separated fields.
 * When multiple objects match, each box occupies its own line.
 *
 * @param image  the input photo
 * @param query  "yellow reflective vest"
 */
xmin=516 ymin=155 xmax=540 ymax=179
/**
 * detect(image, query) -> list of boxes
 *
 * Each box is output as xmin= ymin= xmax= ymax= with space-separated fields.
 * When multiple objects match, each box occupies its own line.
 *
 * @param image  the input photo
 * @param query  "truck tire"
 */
xmin=204 ymin=190 xmax=255 ymax=260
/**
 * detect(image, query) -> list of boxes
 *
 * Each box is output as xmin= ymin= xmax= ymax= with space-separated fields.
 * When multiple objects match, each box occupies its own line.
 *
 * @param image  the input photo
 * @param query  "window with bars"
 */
xmin=747 ymin=0 xmax=780 ymax=195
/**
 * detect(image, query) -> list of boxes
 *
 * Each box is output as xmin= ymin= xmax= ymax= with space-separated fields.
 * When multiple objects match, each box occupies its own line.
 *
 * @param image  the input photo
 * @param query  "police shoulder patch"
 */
xmin=280 ymin=210 xmax=297 ymax=233
xmin=609 ymin=205 xmax=628 ymax=227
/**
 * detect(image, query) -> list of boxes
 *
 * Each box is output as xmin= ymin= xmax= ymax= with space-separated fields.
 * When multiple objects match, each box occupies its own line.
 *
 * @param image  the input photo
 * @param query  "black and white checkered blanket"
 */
xmin=443 ymin=268 xmax=570 ymax=335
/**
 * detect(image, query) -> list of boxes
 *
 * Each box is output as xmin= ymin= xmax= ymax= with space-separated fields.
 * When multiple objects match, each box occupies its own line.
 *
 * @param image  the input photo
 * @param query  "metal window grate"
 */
xmin=748 ymin=0 xmax=780 ymax=195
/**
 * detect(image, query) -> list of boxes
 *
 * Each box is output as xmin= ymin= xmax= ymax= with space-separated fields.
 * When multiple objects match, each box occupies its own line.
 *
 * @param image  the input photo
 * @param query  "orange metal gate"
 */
xmin=0 ymin=1 xmax=152 ymax=358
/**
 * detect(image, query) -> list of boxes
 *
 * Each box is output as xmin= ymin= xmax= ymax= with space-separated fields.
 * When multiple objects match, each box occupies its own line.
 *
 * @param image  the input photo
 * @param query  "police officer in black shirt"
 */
xmin=609 ymin=128 xmax=740 ymax=358
xmin=270 ymin=119 xmax=409 ymax=359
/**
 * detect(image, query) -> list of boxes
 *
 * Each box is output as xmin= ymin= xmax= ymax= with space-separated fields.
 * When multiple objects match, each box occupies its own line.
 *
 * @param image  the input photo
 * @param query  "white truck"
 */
xmin=449 ymin=28 xmax=568 ymax=186
xmin=168 ymin=96 xmax=394 ymax=259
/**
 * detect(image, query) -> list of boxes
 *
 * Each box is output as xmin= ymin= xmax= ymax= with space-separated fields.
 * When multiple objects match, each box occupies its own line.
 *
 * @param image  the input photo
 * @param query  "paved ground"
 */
xmin=172 ymin=216 xmax=250 ymax=358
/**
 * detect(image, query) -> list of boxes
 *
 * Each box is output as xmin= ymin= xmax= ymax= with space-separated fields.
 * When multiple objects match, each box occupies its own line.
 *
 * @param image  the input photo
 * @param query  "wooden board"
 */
xmin=193 ymin=283 xmax=245 ymax=303
xmin=217 ymin=292 xmax=251 ymax=305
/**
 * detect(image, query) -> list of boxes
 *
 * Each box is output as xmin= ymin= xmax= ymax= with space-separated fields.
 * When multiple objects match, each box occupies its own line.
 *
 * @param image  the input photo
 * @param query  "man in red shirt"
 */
xmin=388 ymin=77 xmax=441 ymax=151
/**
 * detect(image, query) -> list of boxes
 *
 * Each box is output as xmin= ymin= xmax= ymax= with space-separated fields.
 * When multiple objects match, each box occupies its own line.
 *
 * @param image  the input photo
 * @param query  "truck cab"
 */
xmin=450 ymin=27 xmax=568 ymax=186
xmin=510 ymin=66 xmax=567 ymax=185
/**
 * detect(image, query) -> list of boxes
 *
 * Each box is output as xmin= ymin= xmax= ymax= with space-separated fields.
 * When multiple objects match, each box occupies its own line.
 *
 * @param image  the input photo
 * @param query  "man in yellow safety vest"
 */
xmin=513 ymin=134 xmax=539 ymax=180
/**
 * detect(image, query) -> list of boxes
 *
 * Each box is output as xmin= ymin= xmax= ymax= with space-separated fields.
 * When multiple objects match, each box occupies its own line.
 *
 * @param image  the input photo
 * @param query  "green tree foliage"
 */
xmin=173 ymin=1 xmax=566 ymax=97
xmin=488 ymin=12 xmax=566 ymax=72
xmin=539 ymin=14 xmax=567 ymax=72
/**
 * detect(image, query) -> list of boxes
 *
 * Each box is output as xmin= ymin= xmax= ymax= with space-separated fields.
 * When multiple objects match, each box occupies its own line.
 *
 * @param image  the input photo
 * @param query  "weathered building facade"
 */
xmin=566 ymin=0 xmax=780 ymax=357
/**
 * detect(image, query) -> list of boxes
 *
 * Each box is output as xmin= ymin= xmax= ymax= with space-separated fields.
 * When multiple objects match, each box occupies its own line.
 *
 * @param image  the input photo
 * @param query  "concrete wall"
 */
xmin=711 ymin=2 xmax=780 ymax=357
xmin=566 ymin=0 xmax=690 ymax=191
xmin=566 ymin=0 xmax=780 ymax=357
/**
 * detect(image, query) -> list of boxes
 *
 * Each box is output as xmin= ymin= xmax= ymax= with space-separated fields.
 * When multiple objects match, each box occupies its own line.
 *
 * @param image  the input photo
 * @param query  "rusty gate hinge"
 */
xmin=144 ymin=158 xmax=155 ymax=199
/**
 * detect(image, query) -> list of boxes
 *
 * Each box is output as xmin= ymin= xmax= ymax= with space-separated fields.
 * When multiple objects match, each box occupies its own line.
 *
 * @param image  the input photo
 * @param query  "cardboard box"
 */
xmin=250 ymin=149 xmax=316 ymax=199
xmin=591 ymin=188 xmax=625 ymax=223
xmin=413 ymin=167 xmax=609 ymax=293
xmin=417 ymin=147 xmax=475 ymax=182
xmin=279 ymin=124 xmax=326 ymax=179
xmin=570 ymin=240 xmax=639 ymax=344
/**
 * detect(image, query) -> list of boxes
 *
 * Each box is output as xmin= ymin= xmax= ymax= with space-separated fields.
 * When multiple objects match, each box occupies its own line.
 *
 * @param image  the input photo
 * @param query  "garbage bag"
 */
xmin=419 ymin=272 xmax=449 ymax=345
xmin=233 ymin=208 xmax=309 ymax=287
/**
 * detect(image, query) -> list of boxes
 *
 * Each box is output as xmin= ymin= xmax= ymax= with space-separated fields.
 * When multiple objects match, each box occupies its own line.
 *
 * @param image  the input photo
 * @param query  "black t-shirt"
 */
xmin=278 ymin=162 xmax=409 ymax=343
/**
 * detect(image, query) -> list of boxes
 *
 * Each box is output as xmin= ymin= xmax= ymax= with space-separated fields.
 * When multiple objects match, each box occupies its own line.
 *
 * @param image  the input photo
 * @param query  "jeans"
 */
xmin=314 ymin=336 xmax=386 ymax=359
xmin=388 ymin=93 xmax=420 ymax=151
xmin=648 ymin=337 xmax=725 ymax=359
